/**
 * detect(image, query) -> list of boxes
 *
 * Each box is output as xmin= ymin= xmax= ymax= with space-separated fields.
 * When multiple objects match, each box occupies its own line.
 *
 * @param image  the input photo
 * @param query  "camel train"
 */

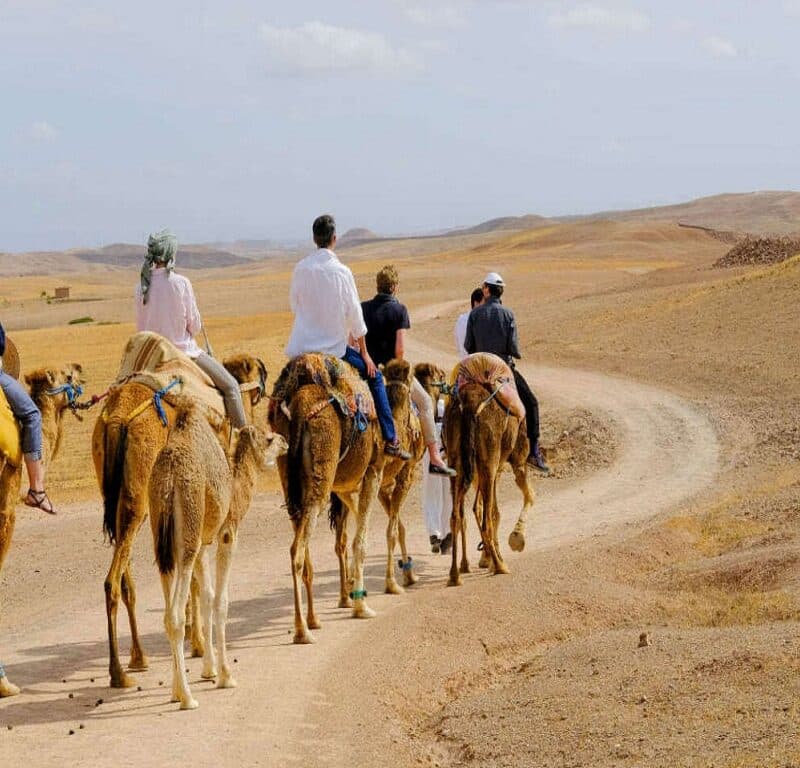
xmin=0 ymin=333 xmax=536 ymax=708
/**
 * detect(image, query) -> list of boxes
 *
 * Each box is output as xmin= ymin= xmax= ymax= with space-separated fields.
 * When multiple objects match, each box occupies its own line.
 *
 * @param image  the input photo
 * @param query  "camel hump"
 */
xmin=453 ymin=353 xmax=526 ymax=421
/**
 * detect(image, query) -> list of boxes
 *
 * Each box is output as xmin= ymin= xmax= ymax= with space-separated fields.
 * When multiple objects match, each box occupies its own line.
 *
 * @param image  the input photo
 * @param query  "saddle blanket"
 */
xmin=450 ymin=352 xmax=526 ymax=421
xmin=115 ymin=332 xmax=225 ymax=421
xmin=0 ymin=389 xmax=22 ymax=467
xmin=270 ymin=353 xmax=377 ymax=422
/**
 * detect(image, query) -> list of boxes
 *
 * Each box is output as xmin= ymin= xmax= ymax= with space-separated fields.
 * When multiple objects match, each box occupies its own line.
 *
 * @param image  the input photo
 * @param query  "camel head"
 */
xmin=223 ymin=354 xmax=268 ymax=406
xmin=383 ymin=358 xmax=413 ymax=386
xmin=413 ymin=361 xmax=448 ymax=406
xmin=233 ymin=425 xmax=287 ymax=472
xmin=25 ymin=363 xmax=86 ymax=413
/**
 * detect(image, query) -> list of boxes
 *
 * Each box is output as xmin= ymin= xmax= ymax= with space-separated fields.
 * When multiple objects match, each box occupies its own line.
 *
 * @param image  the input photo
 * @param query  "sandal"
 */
xmin=24 ymin=488 xmax=58 ymax=515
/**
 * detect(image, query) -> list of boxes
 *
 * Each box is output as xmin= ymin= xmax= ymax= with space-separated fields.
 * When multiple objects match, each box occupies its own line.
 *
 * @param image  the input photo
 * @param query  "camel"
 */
xmin=0 ymin=364 xmax=85 ymax=697
xmin=92 ymin=352 xmax=267 ymax=688
xmin=270 ymin=355 xmax=384 ymax=644
xmin=149 ymin=401 xmax=286 ymax=710
xmin=332 ymin=359 xmax=426 ymax=595
xmin=443 ymin=370 xmax=535 ymax=587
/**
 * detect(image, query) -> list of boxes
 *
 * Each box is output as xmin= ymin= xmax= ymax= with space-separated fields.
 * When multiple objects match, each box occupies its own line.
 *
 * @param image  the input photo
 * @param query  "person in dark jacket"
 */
xmin=463 ymin=272 xmax=549 ymax=473
xmin=0 ymin=321 xmax=58 ymax=513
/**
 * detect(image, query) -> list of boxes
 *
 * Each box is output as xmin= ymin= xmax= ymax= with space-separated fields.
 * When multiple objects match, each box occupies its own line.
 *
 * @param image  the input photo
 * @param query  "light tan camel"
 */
xmin=92 ymin=353 xmax=267 ymax=688
xmin=149 ymin=401 xmax=286 ymax=710
xmin=443 ymin=379 xmax=535 ymax=587
xmin=270 ymin=359 xmax=384 ymax=644
xmin=332 ymin=359 xmax=426 ymax=595
xmin=0 ymin=364 xmax=85 ymax=697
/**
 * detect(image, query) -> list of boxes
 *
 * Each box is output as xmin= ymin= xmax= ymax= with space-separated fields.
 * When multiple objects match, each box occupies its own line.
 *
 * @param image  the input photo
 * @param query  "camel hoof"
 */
xmin=508 ymin=531 xmax=525 ymax=552
xmin=0 ymin=678 xmax=21 ymax=697
xmin=216 ymin=676 xmax=237 ymax=690
xmin=385 ymin=581 xmax=404 ymax=595
xmin=352 ymin=601 xmax=376 ymax=619
xmin=110 ymin=671 xmax=137 ymax=689
xmin=492 ymin=562 xmax=511 ymax=575
xmin=307 ymin=616 xmax=322 ymax=630
xmin=338 ymin=597 xmax=353 ymax=609
xmin=179 ymin=697 xmax=200 ymax=711
xmin=200 ymin=669 xmax=217 ymax=681
xmin=459 ymin=561 xmax=471 ymax=574
xmin=190 ymin=646 xmax=205 ymax=659
xmin=293 ymin=629 xmax=316 ymax=645
xmin=403 ymin=571 xmax=419 ymax=587
xmin=127 ymin=656 xmax=149 ymax=672
xmin=447 ymin=575 xmax=463 ymax=587
xmin=478 ymin=553 xmax=490 ymax=569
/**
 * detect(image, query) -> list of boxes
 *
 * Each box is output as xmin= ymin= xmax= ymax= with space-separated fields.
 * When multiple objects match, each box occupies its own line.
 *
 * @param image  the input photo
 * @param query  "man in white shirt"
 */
xmin=285 ymin=214 xmax=410 ymax=459
xmin=454 ymin=287 xmax=485 ymax=359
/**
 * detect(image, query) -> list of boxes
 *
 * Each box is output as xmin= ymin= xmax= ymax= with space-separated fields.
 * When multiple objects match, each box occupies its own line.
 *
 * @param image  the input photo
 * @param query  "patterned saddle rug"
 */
xmin=0 ymin=389 xmax=22 ymax=467
xmin=270 ymin=353 xmax=377 ymax=423
xmin=450 ymin=352 xmax=526 ymax=421
xmin=114 ymin=332 xmax=226 ymax=421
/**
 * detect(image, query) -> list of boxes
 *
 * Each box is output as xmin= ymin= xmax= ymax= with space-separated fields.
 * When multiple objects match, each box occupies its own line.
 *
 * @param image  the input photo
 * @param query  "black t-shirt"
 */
xmin=361 ymin=293 xmax=410 ymax=366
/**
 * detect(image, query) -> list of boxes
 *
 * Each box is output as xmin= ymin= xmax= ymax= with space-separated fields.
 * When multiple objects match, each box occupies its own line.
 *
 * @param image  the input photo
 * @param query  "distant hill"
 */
xmin=590 ymin=191 xmax=800 ymax=236
xmin=71 ymin=243 xmax=249 ymax=269
xmin=446 ymin=214 xmax=550 ymax=236
xmin=338 ymin=228 xmax=380 ymax=246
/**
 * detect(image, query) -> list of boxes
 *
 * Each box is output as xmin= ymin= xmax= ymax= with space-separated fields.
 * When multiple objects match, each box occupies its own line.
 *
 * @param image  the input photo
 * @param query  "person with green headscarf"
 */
xmin=135 ymin=230 xmax=247 ymax=428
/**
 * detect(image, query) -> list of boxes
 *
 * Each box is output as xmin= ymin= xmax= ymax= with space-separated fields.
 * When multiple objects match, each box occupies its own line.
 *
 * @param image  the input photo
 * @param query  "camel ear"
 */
xmin=47 ymin=369 xmax=57 ymax=385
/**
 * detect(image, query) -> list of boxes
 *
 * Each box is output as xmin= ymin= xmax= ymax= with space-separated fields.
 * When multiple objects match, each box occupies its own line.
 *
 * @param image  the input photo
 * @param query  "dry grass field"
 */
xmin=2 ymin=197 xmax=799 ymax=766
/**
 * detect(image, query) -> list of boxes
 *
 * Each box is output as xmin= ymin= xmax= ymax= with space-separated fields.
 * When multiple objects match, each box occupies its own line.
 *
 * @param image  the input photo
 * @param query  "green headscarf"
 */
xmin=140 ymin=229 xmax=178 ymax=304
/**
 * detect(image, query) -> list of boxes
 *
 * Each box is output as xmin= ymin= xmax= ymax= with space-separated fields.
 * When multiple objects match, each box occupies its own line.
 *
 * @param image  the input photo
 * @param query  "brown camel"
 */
xmin=443 ymin=377 xmax=535 ymax=587
xmin=270 ymin=356 xmax=384 ymax=644
xmin=333 ymin=359 xmax=426 ymax=595
xmin=93 ymin=353 xmax=267 ymax=688
xmin=0 ymin=364 xmax=85 ymax=697
xmin=149 ymin=401 xmax=286 ymax=710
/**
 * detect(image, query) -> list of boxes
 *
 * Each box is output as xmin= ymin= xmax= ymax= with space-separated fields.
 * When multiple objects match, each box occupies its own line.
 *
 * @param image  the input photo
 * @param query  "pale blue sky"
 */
xmin=1 ymin=1 xmax=798 ymax=251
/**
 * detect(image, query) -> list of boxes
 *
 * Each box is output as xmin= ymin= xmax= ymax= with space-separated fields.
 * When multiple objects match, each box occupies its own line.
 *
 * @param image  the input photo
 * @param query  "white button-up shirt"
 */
xmin=135 ymin=268 xmax=204 ymax=358
xmin=285 ymin=248 xmax=367 ymax=359
xmin=454 ymin=310 xmax=470 ymax=359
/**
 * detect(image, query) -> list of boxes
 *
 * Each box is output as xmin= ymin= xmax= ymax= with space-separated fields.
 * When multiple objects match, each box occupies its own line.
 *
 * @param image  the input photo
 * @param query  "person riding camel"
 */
xmin=361 ymin=264 xmax=455 ymax=476
xmin=0 ymin=321 xmax=58 ymax=514
xmin=135 ymin=229 xmax=247 ymax=428
xmin=464 ymin=271 xmax=550 ymax=473
xmin=284 ymin=214 xmax=411 ymax=460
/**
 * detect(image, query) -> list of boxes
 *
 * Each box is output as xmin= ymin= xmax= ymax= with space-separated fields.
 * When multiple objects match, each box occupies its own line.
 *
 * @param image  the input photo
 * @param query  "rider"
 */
xmin=135 ymin=229 xmax=247 ymax=428
xmin=361 ymin=265 xmax=455 ymax=476
xmin=285 ymin=214 xmax=410 ymax=460
xmin=464 ymin=272 xmax=550 ymax=473
xmin=454 ymin=287 xmax=484 ymax=359
xmin=0 ymin=321 xmax=58 ymax=514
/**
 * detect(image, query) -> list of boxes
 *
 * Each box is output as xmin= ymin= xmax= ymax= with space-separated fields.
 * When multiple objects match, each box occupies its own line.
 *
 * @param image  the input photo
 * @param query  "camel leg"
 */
xmin=194 ymin=546 xmax=217 ymax=681
xmin=120 ymin=567 xmax=148 ymax=671
xmin=508 ymin=461 xmax=534 ymax=553
xmin=105 ymin=521 xmax=144 ymax=688
xmin=187 ymin=574 xmax=205 ymax=658
xmin=349 ymin=470 xmax=377 ymax=619
xmin=164 ymin=564 xmax=198 ymax=710
xmin=448 ymin=479 xmax=465 ymax=587
xmin=481 ymin=474 xmax=509 ymax=576
xmin=214 ymin=527 xmax=237 ymax=689
xmin=0 ymin=663 xmax=20 ymax=698
xmin=384 ymin=495 xmax=403 ymax=595
xmin=476 ymin=494 xmax=490 ymax=569
xmin=290 ymin=513 xmax=316 ymax=644
xmin=333 ymin=510 xmax=352 ymax=608
xmin=397 ymin=514 xmax=418 ymax=587
xmin=303 ymin=550 xmax=321 ymax=630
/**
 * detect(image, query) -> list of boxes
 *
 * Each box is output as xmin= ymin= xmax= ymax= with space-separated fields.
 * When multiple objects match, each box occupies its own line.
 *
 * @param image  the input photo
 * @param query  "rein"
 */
xmin=46 ymin=381 xmax=86 ymax=419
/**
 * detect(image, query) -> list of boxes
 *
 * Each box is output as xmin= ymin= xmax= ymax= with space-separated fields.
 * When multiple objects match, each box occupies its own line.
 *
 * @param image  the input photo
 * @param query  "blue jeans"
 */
xmin=341 ymin=347 xmax=396 ymax=443
xmin=0 ymin=370 xmax=43 ymax=459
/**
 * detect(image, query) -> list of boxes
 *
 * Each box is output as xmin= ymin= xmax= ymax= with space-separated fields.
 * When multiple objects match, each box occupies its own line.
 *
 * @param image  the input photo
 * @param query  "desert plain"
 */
xmin=1 ymin=191 xmax=799 ymax=767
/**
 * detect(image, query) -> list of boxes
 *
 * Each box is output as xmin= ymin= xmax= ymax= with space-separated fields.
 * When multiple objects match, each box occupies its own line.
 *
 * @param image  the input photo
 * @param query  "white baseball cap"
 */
xmin=483 ymin=271 xmax=505 ymax=287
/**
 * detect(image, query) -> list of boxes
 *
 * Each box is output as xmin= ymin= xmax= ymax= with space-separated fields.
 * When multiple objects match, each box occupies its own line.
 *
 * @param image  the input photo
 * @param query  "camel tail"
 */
xmin=328 ymin=493 xmax=345 ymax=530
xmin=286 ymin=406 xmax=306 ymax=522
xmin=102 ymin=423 xmax=128 ymax=545
xmin=154 ymin=488 xmax=176 ymax=576
xmin=460 ymin=408 xmax=477 ymax=490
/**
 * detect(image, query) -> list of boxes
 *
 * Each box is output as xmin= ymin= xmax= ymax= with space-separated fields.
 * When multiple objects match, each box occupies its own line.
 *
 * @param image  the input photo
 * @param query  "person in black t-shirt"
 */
xmin=361 ymin=266 xmax=455 ymax=476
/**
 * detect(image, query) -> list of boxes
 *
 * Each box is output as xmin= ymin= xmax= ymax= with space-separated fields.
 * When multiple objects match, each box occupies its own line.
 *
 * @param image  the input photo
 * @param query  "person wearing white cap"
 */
xmin=464 ymin=271 xmax=549 ymax=473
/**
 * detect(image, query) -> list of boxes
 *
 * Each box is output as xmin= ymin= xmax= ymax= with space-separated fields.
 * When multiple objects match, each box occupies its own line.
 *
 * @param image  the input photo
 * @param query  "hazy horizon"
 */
xmin=2 ymin=1 xmax=799 ymax=252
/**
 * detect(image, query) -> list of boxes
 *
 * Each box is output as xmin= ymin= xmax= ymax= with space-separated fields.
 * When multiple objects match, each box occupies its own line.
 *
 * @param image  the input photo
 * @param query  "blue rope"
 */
xmin=349 ymin=589 xmax=368 ymax=600
xmin=46 ymin=382 xmax=84 ymax=405
xmin=354 ymin=393 xmax=369 ymax=433
xmin=0 ymin=662 xmax=5 ymax=678
xmin=397 ymin=557 xmax=414 ymax=571
xmin=153 ymin=377 xmax=182 ymax=427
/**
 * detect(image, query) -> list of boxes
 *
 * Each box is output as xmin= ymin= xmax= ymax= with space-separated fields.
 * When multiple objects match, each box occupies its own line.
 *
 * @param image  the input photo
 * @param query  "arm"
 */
xmin=507 ymin=311 xmax=521 ymax=360
xmin=464 ymin=314 xmax=476 ymax=354
xmin=184 ymin=280 xmax=203 ymax=336
xmin=395 ymin=328 xmax=406 ymax=360
xmin=134 ymin=285 xmax=145 ymax=331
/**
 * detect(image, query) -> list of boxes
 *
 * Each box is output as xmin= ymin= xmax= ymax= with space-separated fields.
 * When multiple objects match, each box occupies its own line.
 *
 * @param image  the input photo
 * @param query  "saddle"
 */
xmin=270 ymin=353 xmax=377 ymax=423
xmin=0 ymin=389 xmax=22 ymax=467
xmin=113 ymin=332 xmax=226 ymax=422
xmin=450 ymin=352 xmax=526 ymax=421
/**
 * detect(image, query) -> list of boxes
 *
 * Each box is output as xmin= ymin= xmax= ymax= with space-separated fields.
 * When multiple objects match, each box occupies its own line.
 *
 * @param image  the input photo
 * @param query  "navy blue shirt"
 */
xmin=361 ymin=293 xmax=411 ymax=366
xmin=0 ymin=321 xmax=5 ymax=357
xmin=464 ymin=297 xmax=521 ymax=363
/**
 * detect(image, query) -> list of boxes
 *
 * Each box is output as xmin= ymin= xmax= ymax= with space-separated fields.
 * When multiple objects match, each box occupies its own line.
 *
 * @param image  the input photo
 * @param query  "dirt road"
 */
xmin=0 ymin=341 xmax=718 ymax=767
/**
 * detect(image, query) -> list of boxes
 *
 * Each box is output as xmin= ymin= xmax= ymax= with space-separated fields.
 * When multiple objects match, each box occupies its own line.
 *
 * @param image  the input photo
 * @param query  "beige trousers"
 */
xmin=410 ymin=376 xmax=436 ymax=446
